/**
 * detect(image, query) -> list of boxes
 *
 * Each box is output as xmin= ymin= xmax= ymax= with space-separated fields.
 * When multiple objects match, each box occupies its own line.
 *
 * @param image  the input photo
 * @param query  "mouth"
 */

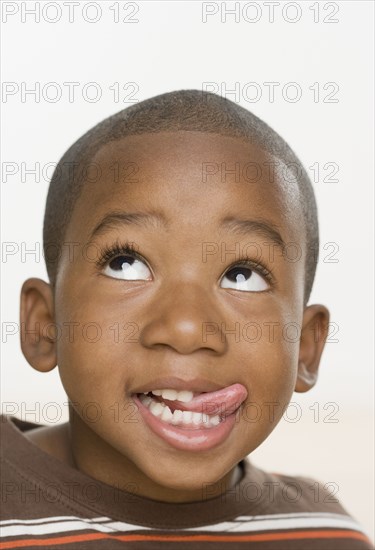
xmin=134 ymin=392 xmax=221 ymax=429
xmin=132 ymin=384 xmax=247 ymax=453
xmin=132 ymin=383 xmax=247 ymax=429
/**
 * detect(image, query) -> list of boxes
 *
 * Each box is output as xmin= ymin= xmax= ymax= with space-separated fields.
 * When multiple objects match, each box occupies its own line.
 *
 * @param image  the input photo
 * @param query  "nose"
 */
xmin=139 ymin=282 xmax=227 ymax=355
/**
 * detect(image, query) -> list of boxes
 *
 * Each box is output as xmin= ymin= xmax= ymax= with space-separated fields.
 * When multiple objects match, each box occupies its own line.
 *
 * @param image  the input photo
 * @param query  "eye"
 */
xmin=103 ymin=255 xmax=152 ymax=281
xmin=97 ymin=242 xmax=152 ymax=281
xmin=220 ymin=263 xmax=269 ymax=292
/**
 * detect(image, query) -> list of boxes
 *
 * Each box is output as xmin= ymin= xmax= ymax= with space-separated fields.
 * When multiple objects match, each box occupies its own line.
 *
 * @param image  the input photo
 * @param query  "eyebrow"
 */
xmin=88 ymin=210 xmax=285 ymax=249
xmin=220 ymin=216 xmax=285 ymax=248
xmin=88 ymin=210 xmax=169 ymax=242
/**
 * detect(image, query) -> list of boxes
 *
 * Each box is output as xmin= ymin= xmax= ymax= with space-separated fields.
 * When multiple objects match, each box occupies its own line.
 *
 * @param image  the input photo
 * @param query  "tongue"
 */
xmin=155 ymin=383 xmax=248 ymax=418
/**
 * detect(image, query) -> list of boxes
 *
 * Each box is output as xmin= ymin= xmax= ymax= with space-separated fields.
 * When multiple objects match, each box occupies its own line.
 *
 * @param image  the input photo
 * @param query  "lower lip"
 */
xmin=132 ymin=394 xmax=239 ymax=452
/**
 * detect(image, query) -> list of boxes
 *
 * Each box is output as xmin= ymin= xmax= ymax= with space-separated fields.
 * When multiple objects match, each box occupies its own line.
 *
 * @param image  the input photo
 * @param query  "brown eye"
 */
xmin=103 ymin=255 xmax=152 ymax=281
xmin=221 ymin=265 xmax=268 ymax=292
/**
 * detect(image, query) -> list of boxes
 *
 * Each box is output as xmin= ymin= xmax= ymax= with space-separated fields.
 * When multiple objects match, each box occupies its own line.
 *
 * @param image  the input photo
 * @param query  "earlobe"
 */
xmin=19 ymin=278 xmax=57 ymax=373
xmin=295 ymin=304 xmax=330 ymax=393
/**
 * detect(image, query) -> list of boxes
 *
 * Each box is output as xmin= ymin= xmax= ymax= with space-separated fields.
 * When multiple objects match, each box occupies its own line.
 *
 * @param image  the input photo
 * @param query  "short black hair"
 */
xmin=43 ymin=89 xmax=319 ymax=304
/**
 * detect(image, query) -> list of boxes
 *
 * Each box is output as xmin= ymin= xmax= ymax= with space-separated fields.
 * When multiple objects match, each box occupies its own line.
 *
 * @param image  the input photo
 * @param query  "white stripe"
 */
xmin=235 ymin=512 xmax=351 ymax=521
xmin=0 ymin=516 xmax=109 ymax=526
xmin=182 ymin=514 xmax=367 ymax=534
xmin=0 ymin=512 xmax=367 ymax=539
xmin=0 ymin=512 xmax=347 ymax=527
xmin=0 ymin=518 xmax=151 ymax=538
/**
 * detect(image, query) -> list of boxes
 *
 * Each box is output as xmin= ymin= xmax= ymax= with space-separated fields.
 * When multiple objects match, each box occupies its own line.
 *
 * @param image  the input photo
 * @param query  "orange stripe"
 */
xmin=0 ymin=529 xmax=371 ymax=548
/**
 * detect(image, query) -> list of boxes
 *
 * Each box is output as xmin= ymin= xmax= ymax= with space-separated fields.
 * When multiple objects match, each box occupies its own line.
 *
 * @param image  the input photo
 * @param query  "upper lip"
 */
xmin=131 ymin=376 xmax=234 ymax=394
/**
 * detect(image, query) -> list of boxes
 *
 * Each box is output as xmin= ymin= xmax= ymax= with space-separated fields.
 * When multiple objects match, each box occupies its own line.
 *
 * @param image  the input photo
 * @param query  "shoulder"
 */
xmin=0 ymin=413 xmax=45 ymax=432
xmin=242 ymin=459 xmax=349 ymax=514
xmin=0 ymin=414 xmax=75 ymax=467
xmin=0 ymin=414 xmax=79 ymax=522
xmin=238 ymin=460 xmax=374 ymax=548
xmin=269 ymin=470 xmax=346 ymax=514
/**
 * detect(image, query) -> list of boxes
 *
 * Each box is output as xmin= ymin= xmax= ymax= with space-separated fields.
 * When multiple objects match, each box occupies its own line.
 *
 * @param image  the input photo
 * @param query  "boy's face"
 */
xmin=21 ymin=131 xmax=329 ymax=501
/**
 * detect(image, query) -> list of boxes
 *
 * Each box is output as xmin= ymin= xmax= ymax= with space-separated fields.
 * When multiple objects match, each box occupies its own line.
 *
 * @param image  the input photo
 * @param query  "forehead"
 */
xmin=66 ymin=131 xmax=303 ymax=245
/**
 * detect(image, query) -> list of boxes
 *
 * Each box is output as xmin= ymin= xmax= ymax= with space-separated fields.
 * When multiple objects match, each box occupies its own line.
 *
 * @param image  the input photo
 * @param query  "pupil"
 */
xmin=227 ymin=267 xmax=252 ymax=282
xmin=110 ymin=256 xmax=135 ymax=271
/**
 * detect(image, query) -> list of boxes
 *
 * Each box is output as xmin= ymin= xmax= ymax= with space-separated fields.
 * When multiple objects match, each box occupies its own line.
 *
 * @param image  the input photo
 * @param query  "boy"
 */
xmin=1 ymin=90 xmax=373 ymax=549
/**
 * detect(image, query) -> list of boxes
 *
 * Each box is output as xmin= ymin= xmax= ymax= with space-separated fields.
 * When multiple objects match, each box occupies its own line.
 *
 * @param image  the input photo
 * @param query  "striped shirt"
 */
xmin=1 ymin=414 xmax=373 ymax=549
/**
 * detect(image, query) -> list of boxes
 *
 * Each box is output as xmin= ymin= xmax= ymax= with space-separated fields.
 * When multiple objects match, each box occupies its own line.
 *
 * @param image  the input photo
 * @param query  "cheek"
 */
xmin=233 ymin=314 xmax=300 ymax=454
xmin=53 ymin=291 xmax=132 ymax=408
xmin=240 ymin=332 xmax=298 ymax=396
xmin=235 ymin=306 xmax=301 ymax=410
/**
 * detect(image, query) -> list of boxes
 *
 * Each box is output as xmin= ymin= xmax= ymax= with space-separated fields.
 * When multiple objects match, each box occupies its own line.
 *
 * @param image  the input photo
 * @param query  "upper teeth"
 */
xmin=138 ymin=393 xmax=221 ymax=428
xmin=144 ymin=389 xmax=194 ymax=402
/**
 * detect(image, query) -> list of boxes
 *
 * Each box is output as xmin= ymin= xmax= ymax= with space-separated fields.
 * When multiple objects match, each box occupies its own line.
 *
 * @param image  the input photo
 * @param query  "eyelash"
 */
xmin=96 ymin=239 xmax=143 ymax=268
xmin=95 ymin=239 xmax=275 ymax=285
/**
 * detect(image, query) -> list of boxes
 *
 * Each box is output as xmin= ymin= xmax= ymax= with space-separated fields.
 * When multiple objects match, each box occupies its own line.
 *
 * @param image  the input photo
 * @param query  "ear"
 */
xmin=294 ymin=304 xmax=330 ymax=393
xmin=20 ymin=278 xmax=57 ymax=373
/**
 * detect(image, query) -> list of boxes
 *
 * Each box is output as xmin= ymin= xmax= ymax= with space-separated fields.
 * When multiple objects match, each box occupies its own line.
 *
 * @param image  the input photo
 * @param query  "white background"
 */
xmin=1 ymin=0 xmax=374 ymax=541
